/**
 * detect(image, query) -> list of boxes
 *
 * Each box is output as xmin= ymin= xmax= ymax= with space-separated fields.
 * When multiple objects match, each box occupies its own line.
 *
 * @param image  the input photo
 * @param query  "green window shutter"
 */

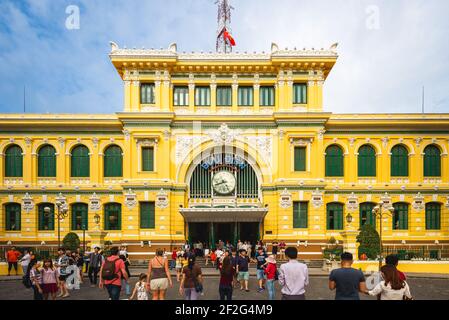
xmin=104 ymin=145 xmax=123 ymax=177
xmin=293 ymin=202 xmax=308 ymax=228
xmin=327 ymin=203 xmax=343 ymax=230
xmin=105 ymin=203 xmax=121 ymax=231
xmin=294 ymin=147 xmax=306 ymax=171
xmin=293 ymin=84 xmax=307 ymax=104
xmin=325 ymin=145 xmax=344 ymax=177
xmin=360 ymin=203 xmax=376 ymax=228
xmin=195 ymin=87 xmax=211 ymax=106
xmin=71 ymin=203 xmax=88 ymax=230
xmin=391 ymin=145 xmax=408 ymax=177
xmin=5 ymin=203 xmax=21 ymax=231
xmin=358 ymin=145 xmax=376 ymax=177
xmin=174 ymin=86 xmax=189 ymax=106
xmin=142 ymin=147 xmax=154 ymax=171
xmin=238 ymin=87 xmax=253 ymax=106
xmin=260 ymin=86 xmax=274 ymax=106
xmin=393 ymin=203 xmax=408 ymax=230
xmin=217 ymin=87 xmax=232 ymax=106
xmin=424 ymin=145 xmax=441 ymax=177
xmin=38 ymin=204 xmax=54 ymax=231
xmin=71 ymin=145 xmax=90 ymax=177
xmin=38 ymin=145 xmax=56 ymax=177
xmin=140 ymin=202 xmax=155 ymax=229
xmin=426 ymin=203 xmax=440 ymax=230
xmin=5 ymin=145 xmax=23 ymax=177
xmin=141 ymin=84 xmax=155 ymax=104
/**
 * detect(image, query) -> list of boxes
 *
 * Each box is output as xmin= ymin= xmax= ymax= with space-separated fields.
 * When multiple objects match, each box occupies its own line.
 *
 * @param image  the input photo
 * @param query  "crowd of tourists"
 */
xmin=5 ymin=242 xmax=413 ymax=301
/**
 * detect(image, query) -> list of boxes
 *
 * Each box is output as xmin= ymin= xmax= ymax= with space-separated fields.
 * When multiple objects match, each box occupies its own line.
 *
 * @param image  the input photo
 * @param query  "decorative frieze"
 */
xmin=89 ymin=193 xmax=101 ymax=212
xmin=311 ymin=188 xmax=324 ymax=209
xmin=22 ymin=193 xmax=34 ymax=213
xmin=279 ymin=188 xmax=292 ymax=209
xmin=124 ymin=189 xmax=137 ymax=210
xmin=156 ymin=188 xmax=169 ymax=209
xmin=412 ymin=193 xmax=425 ymax=211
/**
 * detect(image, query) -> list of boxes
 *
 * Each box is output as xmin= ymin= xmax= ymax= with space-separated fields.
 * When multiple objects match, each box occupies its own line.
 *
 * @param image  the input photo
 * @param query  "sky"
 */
xmin=0 ymin=0 xmax=448 ymax=114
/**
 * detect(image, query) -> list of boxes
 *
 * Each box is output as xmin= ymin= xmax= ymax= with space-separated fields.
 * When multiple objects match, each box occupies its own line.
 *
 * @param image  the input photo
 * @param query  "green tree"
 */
xmin=356 ymin=224 xmax=380 ymax=260
xmin=62 ymin=232 xmax=81 ymax=251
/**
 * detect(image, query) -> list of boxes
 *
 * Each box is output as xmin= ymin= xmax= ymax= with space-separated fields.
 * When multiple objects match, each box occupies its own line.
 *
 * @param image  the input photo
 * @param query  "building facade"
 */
xmin=1 ymin=42 xmax=448 ymax=260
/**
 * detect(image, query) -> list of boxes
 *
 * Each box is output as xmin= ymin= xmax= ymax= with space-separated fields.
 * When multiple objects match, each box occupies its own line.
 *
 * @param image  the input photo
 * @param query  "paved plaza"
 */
xmin=1 ymin=275 xmax=448 ymax=300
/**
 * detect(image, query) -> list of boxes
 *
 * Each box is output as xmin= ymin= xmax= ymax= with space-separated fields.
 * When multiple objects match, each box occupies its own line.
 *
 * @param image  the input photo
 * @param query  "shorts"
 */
xmin=150 ymin=278 xmax=169 ymax=291
xmin=256 ymin=269 xmax=266 ymax=280
xmin=42 ymin=283 xmax=58 ymax=294
xmin=59 ymin=275 xmax=68 ymax=281
xmin=237 ymin=271 xmax=249 ymax=281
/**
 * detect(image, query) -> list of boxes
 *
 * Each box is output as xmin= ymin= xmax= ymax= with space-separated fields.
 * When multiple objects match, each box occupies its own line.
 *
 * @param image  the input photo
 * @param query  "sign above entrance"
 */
xmin=201 ymin=154 xmax=248 ymax=170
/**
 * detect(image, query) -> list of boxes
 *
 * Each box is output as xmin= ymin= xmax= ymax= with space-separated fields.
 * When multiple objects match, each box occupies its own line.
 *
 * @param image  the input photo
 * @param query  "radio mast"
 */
xmin=216 ymin=0 xmax=234 ymax=53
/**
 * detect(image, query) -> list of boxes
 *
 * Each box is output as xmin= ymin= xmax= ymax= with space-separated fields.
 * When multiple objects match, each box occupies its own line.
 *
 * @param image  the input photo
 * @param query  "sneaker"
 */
xmin=257 ymin=288 xmax=264 ymax=293
xmin=62 ymin=293 xmax=70 ymax=298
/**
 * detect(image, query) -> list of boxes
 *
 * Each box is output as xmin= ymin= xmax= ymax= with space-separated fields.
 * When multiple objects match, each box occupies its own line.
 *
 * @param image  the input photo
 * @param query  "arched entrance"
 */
xmin=180 ymin=147 xmax=267 ymax=249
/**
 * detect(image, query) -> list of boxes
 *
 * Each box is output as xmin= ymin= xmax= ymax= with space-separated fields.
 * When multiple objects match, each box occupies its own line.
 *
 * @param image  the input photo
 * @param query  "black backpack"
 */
xmin=101 ymin=258 xmax=119 ymax=281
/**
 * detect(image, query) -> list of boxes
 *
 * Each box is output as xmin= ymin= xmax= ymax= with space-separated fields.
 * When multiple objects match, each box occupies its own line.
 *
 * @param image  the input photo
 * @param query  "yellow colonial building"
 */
xmin=1 ymin=42 xmax=448 ymax=261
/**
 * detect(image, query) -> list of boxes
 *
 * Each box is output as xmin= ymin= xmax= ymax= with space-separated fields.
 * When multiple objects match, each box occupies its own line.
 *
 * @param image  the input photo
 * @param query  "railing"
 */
xmin=382 ymin=246 xmax=449 ymax=261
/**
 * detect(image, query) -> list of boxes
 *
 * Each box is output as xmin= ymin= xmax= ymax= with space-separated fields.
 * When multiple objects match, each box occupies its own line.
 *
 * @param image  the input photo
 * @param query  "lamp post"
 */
xmin=372 ymin=203 xmax=395 ymax=271
xmin=94 ymin=213 xmax=100 ymax=230
xmin=44 ymin=201 xmax=69 ymax=249
xmin=82 ymin=223 xmax=86 ymax=252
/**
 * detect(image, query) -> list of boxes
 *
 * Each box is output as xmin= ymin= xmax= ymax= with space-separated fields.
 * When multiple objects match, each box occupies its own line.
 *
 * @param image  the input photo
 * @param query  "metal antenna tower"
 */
xmin=216 ymin=0 xmax=234 ymax=53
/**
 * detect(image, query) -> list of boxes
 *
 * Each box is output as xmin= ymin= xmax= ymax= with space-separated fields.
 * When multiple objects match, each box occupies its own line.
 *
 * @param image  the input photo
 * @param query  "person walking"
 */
xmin=219 ymin=256 xmax=235 ymax=300
xmin=264 ymin=255 xmax=277 ymax=300
xmin=55 ymin=248 xmax=70 ymax=298
xmin=6 ymin=246 xmax=20 ymax=276
xmin=329 ymin=252 xmax=367 ymax=300
xmin=83 ymin=247 xmax=91 ymax=273
xmin=236 ymin=249 xmax=250 ymax=292
xmin=385 ymin=254 xmax=407 ymax=281
xmin=279 ymin=241 xmax=286 ymax=260
xmin=175 ymin=252 xmax=183 ymax=282
xmin=130 ymin=273 xmax=149 ymax=300
xmin=278 ymin=247 xmax=309 ymax=300
xmin=29 ymin=261 xmax=43 ymax=300
xmin=170 ymin=247 xmax=178 ymax=270
xmin=120 ymin=254 xmax=131 ymax=296
xmin=179 ymin=255 xmax=203 ymax=300
xmin=88 ymin=247 xmax=103 ymax=287
xmin=99 ymin=247 xmax=129 ymax=300
xmin=41 ymin=259 xmax=59 ymax=300
xmin=19 ymin=249 xmax=31 ymax=275
xmin=255 ymin=247 xmax=268 ymax=292
xmin=204 ymin=247 xmax=210 ymax=266
xmin=271 ymin=241 xmax=279 ymax=258
xmin=365 ymin=265 xmax=413 ymax=300
xmin=210 ymin=250 xmax=217 ymax=268
xmin=147 ymin=249 xmax=173 ymax=300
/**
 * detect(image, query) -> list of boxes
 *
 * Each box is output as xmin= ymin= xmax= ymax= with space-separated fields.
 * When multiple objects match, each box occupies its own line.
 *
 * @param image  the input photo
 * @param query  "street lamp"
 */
xmin=345 ymin=213 xmax=353 ymax=225
xmin=94 ymin=213 xmax=101 ymax=230
xmin=372 ymin=203 xmax=395 ymax=270
xmin=82 ymin=223 xmax=87 ymax=252
xmin=45 ymin=201 xmax=69 ymax=249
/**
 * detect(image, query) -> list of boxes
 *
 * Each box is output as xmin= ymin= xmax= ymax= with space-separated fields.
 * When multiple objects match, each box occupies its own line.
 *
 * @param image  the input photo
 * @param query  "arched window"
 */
xmin=38 ymin=203 xmax=55 ymax=231
xmin=358 ymin=145 xmax=376 ymax=177
xmin=104 ymin=145 xmax=123 ymax=177
xmin=391 ymin=145 xmax=408 ymax=177
xmin=393 ymin=203 xmax=408 ymax=230
xmin=327 ymin=203 xmax=343 ymax=230
xmin=360 ymin=202 xmax=376 ymax=228
xmin=38 ymin=145 xmax=56 ymax=177
xmin=71 ymin=203 xmax=88 ymax=230
xmin=424 ymin=145 xmax=441 ymax=177
xmin=104 ymin=203 xmax=121 ymax=230
xmin=325 ymin=145 xmax=344 ymax=177
xmin=425 ymin=203 xmax=441 ymax=230
xmin=5 ymin=145 xmax=23 ymax=177
xmin=5 ymin=203 xmax=21 ymax=231
xmin=71 ymin=145 xmax=90 ymax=177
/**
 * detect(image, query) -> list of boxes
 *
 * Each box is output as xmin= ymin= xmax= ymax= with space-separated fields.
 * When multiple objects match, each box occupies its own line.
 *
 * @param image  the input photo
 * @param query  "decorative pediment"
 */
xmin=279 ymin=188 xmax=292 ymax=209
xmin=380 ymin=192 xmax=392 ymax=209
xmin=289 ymin=137 xmax=313 ymax=146
xmin=413 ymin=192 xmax=425 ymax=211
xmin=209 ymin=123 xmax=239 ymax=145
xmin=89 ymin=193 xmax=101 ymax=212
xmin=22 ymin=193 xmax=34 ymax=213
xmin=346 ymin=192 xmax=359 ymax=212
xmin=311 ymin=188 xmax=324 ymax=209
xmin=136 ymin=137 xmax=159 ymax=147
xmin=156 ymin=188 xmax=169 ymax=209
xmin=124 ymin=189 xmax=137 ymax=210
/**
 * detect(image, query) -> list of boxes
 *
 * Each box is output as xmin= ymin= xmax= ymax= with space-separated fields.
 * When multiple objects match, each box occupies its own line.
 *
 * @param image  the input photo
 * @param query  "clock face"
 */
xmin=212 ymin=171 xmax=236 ymax=195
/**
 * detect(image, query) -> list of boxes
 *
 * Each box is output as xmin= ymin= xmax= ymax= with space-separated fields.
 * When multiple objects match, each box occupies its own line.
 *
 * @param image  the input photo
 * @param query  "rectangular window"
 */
xmin=293 ymin=83 xmax=307 ymax=104
xmin=238 ymin=87 xmax=254 ymax=106
xmin=393 ymin=203 xmax=408 ymax=230
xmin=173 ymin=86 xmax=189 ymax=106
xmin=140 ymin=202 xmax=155 ymax=229
xmin=195 ymin=86 xmax=211 ymax=106
xmin=142 ymin=147 xmax=154 ymax=172
xmin=216 ymin=86 xmax=232 ymax=106
xmin=141 ymin=84 xmax=155 ymax=104
xmin=294 ymin=146 xmax=306 ymax=171
xmin=260 ymin=86 xmax=275 ymax=106
xmin=293 ymin=202 xmax=308 ymax=228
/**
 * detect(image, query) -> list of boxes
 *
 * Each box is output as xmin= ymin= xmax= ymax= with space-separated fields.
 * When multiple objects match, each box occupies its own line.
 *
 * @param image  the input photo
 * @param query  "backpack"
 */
xmin=101 ymin=258 xmax=119 ymax=281
xmin=274 ymin=269 xmax=280 ymax=281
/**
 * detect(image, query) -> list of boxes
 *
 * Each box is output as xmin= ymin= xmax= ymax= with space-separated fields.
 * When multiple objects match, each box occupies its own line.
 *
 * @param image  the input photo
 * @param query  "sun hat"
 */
xmin=266 ymin=255 xmax=276 ymax=264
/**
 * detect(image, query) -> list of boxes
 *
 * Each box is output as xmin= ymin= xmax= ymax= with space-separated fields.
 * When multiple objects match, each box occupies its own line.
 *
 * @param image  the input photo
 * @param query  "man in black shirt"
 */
xmin=236 ymin=249 xmax=250 ymax=292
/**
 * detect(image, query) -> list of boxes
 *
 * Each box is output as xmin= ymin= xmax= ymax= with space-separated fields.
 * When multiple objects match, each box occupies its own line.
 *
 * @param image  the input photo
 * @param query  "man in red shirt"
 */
xmin=170 ymin=247 xmax=178 ymax=270
xmin=6 ymin=246 xmax=21 ymax=276
xmin=99 ymin=247 xmax=128 ymax=300
xmin=385 ymin=254 xmax=406 ymax=281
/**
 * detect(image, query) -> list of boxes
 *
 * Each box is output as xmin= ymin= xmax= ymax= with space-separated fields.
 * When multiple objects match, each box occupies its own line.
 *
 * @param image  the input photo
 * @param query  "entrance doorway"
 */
xmin=188 ymin=222 xmax=260 ymax=249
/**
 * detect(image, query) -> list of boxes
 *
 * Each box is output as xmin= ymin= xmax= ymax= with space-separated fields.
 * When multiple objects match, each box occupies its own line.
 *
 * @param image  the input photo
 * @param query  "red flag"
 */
xmin=223 ymin=29 xmax=236 ymax=46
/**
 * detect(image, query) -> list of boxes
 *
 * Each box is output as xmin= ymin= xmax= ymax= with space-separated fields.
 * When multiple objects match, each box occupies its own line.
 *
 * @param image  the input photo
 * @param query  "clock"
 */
xmin=212 ymin=171 xmax=236 ymax=195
